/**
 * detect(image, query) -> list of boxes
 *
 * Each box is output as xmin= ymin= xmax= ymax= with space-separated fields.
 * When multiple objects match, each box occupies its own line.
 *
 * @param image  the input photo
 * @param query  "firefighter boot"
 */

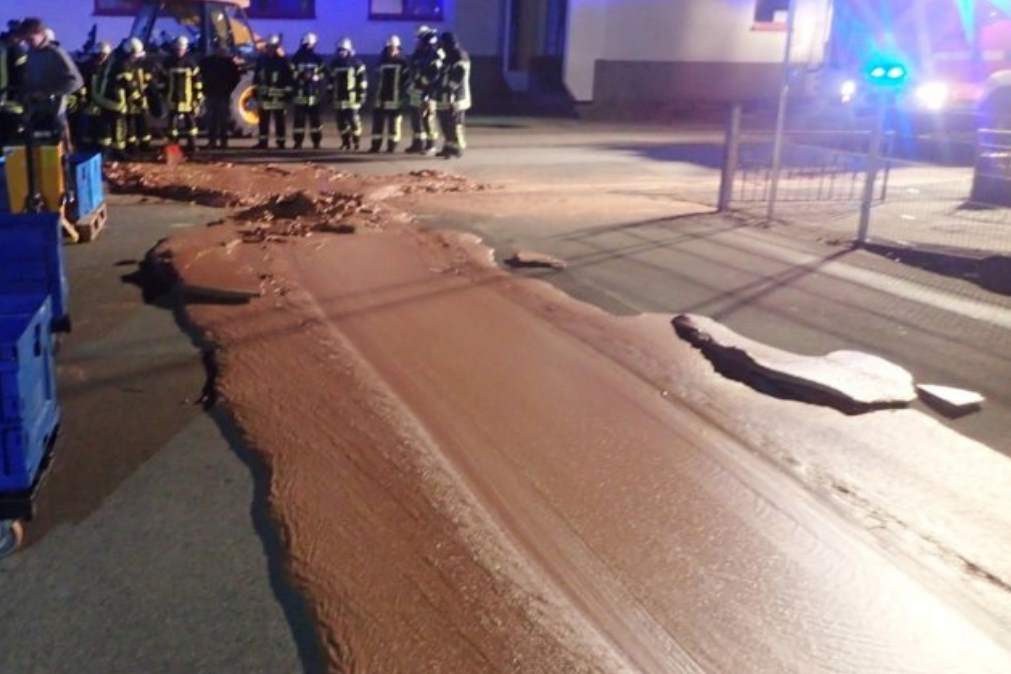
xmin=369 ymin=139 xmax=383 ymax=153
xmin=422 ymin=139 xmax=437 ymax=156
xmin=405 ymin=139 xmax=424 ymax=154
xmin=386 ymin=140 xmax=397 ymax=153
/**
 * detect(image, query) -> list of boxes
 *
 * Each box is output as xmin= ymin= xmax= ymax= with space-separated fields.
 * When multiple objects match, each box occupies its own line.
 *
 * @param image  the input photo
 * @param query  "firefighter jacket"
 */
xmin=70 ymin=53 xmax=103 ymax=115
xmin=436 ymin=48 xmax=471 ymax=113
xmin=374 ymin=47 xmax=408 ymax=111
xmin=328 ymin=54 xmax=367 ymax=110
xmin=91 ymin=53 xmax=130 ymax=114
xmin=0 ymin=42 xmax=27 ymax=115
xmin=291 ymin=47 xmax=325 ymax=107
xmin=254 ymin=52 xmax=293 ymax=111
xmin=407 ymin=46 xmax=444 ymax=107
xmin=162 ymin=52 xmax=203 ymax=113
xmin=125 ymin=58 xmax=152 ymax=114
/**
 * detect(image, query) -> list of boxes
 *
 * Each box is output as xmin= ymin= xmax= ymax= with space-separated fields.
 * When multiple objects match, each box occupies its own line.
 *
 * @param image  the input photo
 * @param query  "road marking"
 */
xmin=737 ymin=233 xmax=1011 ymax=330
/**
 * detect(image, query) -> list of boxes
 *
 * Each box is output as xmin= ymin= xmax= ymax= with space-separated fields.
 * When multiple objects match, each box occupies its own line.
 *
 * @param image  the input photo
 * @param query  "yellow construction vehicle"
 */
xmin=123 ymin=0 xmax=263 ymax=136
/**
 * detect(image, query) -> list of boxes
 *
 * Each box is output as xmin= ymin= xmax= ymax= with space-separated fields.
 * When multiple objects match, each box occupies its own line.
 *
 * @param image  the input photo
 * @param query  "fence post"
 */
xmin=718 ymin=103 xmax=742 ymax=212
xmin=766 ymin=0 xmax=798 ymax=222
xmin=857 ymin=99 xmax=886 ymax=244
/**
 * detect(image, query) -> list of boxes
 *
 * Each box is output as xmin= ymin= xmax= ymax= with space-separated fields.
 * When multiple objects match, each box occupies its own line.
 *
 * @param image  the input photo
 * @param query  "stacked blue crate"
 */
xmin=0 ymin=295 xmax=59 ymax=492
xmin=0 ymin=212 xmax=70 ymax=331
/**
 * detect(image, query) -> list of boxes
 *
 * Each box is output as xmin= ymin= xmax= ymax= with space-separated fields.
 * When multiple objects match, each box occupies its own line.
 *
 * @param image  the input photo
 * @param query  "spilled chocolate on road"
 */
xmin=118 ymin=161 xmax=1011 ymax=673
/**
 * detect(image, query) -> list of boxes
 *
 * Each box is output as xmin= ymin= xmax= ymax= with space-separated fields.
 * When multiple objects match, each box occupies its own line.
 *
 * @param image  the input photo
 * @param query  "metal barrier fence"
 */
xmin=717 ymin=107 xmax=1011 ymax=256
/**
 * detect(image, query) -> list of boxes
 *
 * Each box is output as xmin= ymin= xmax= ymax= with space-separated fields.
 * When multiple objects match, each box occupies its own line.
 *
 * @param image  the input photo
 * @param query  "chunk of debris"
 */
xmin=917 ymin=384 xmax=985 ymax=415
xmin=673 ymin=314 xmax=917 ymax=411
xmin=504 ymin=250 xmax=568 ymax=270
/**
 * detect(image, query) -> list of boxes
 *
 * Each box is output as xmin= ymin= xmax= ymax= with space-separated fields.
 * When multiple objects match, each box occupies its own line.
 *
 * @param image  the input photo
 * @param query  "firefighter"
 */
xmin=328 ymin=37 xmax=367 ymax=151
xmin=369 ymin=34 xmax=407 ymax=154
xmin=435 ymin=32 xmax=471 ymax=159
xmin=162 ymin=35 xmax=202 ymax=151
xmin=405 ymin=26 xmax=444 ymax=155
xmin=122 ymin=38 xmax=152 ymax=153
xmin=253 ymin=35 xmax=293 ymax=149
xmin=71 ymin=40 xmax=111 ymax=150
xmin=90 ymin=42 xmax=129 ymax=157
xmin=291 ymin=32 xmax=324 ymax=150
xmin=0 ymin=27 xmax=27 ymax=146
xmin=200 ymin=45 xmax=241 ymax=149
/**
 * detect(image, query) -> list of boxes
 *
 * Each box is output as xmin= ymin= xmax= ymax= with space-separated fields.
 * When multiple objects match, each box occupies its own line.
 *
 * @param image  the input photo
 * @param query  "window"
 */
xmin=370 ymin=0 xmax=445 ymax=22
xmin=95 ymin=0 xmax=141 ymax=16
xmin=754 ymin=0 xmax=790 ymax=24
xmin=247 ymin=0 xmax=315 ymax=19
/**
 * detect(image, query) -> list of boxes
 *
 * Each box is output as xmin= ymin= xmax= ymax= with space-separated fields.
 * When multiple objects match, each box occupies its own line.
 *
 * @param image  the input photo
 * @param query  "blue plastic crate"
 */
xmin=0 ymin=297 xmax=59 ymax=492
xmin=70 ymin=152 xmax=104 ymax=221
xmin=0 ymin=157 xmax=8 ymax=213
xmin=0 ymin=394 xmax=60 ymax=492
xmin=0 ymin=212 xmax=70 ymax=330
xmin=0 ymin=295 xmax=56 ymax=424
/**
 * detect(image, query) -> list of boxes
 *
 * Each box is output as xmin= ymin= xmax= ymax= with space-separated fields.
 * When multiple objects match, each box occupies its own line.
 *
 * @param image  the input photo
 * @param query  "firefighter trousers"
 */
xmin=258 ymin=107 xmax=286 ymax=147
xmin=168 ymin=111 xmax=198 ymax=147
xmin=335 ymin=108 xmax=362 ymax=149
xmin=370 ymin=109 xmax=402 ymax=149
xmin=99 ymin=109 xmax=127 ymax=153
xmin=293 ymin=105 xmax=322 ymax=148
xmin=126 ymin=112 xmax=151 ymax=151
xmin=205 ymin=96 xmax=231 ymax=146
xmin=437 ymin=109 xmax=467 ymax=155
xmin=409 ymin=102 xmax=438 ymax=148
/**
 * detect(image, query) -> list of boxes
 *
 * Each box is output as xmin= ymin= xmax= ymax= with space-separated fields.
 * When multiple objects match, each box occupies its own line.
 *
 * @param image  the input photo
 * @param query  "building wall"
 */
xmin=564 ymin=0 xmax=832 ymax=104
xmin=28 ymin=0 xmax=503 ymax=57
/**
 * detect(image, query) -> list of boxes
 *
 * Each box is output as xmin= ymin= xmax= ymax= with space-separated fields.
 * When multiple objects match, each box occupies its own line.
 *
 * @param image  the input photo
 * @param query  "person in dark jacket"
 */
xmin=200 ymin=45 xmax=241 ymax=149
xmin=253 ymin=35 xmax=293 ymax=149
xmin=435 ymin=32 xmax=471 ymax=159
xmin=369 ymin=34 xmax=407 ymax=153
xmin=18 ymin=18 xmax=84 ymax=143
xmin=291 ymin=32 xmax=325 ymax=149
xmin=122 ymin=37 xmax=152 ymax=153
xmin=0 ymin=26 xmax=27 ymax=145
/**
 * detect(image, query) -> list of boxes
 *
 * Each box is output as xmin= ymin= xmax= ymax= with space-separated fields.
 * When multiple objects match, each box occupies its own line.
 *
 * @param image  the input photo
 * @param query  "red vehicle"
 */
xmin=827 ymin=0 xmax=1011 ymax=119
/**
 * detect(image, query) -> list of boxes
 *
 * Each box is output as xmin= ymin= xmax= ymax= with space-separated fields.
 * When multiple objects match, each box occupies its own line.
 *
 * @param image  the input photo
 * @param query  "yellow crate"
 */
xmin=3 ymin=145 xmax=66 ymax=214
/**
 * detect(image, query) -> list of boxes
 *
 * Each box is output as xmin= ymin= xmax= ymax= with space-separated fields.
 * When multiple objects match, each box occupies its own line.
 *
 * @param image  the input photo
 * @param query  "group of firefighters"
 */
xmin=1 ymin=18 xmax=471 ymax=160
xmin=249 ymin=25 xmax=472 ymax=157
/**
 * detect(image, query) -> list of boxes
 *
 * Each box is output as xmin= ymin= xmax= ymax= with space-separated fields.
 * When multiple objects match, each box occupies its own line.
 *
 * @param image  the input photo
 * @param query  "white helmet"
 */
xmin=124 ymin=37 xmax=145 ymax=56
xmin=415 ymin=25 xmax=431 ymax=38
xmin=386 ymin=34 xmax=401 ymax=49
xmin=337 ymin=37 xmax=353 ymax=54
xmin=94 ymin=40 xmax=112 ymax=56
xmin=174 ymin=35 xmax=189 ymax=51
xmin=301 ymin=32 xmax=317 ymax=48
xmin=268 ymin=34 xmax=282 ymax=47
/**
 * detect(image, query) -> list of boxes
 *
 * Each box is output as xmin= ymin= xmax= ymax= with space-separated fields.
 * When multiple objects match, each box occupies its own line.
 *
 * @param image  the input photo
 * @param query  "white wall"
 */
xmin=27 ymin=0 xmax=502 ymax=57
xmin=564 ymin=0 xmax=832 ymax=102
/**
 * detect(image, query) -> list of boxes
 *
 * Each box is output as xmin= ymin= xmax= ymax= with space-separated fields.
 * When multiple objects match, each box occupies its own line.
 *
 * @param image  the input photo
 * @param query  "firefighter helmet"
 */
xmin=94 ymin=40 xmax=113 ymax=56
xmin=301 ymin=32 xmax=318 ymax=48
xmin=123 ymin=37 xmax=145 ymax=56
xmin=337 ymin=37 xmax=354 ymax=55
xmin=174 ymin=35 xmax=189 ymax=51
xmin=387 ymin=34 xmax=402 ymax=49
xmin=415 ymin=25 xmax=432 ymax=38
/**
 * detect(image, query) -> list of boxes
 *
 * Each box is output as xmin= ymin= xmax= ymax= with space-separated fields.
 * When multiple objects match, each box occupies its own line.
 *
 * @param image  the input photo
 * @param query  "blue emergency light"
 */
xmin=867 ymin=62 xmax=907 ymax=86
